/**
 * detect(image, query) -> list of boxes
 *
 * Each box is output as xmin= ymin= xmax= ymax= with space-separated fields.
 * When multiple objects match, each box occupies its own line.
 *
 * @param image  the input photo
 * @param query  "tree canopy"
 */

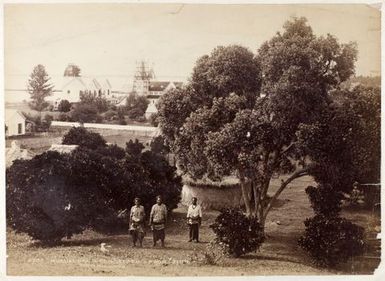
xmin=157 ymin=17 xmax=367 ymax=229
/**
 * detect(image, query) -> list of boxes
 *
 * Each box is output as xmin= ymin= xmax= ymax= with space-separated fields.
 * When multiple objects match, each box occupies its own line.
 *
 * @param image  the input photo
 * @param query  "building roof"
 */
xmin=5 ymin=109 xmax=26 ymax=122
xmin=149 ymin=81 xmax=171 ymax=92
xmin=145 ymin=102 xmax=158 ymax=114
xmin=173 ymin=82 xmax=183 ymax=89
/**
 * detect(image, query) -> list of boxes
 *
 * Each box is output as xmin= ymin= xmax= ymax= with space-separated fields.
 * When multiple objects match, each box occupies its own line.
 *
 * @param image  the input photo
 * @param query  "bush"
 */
xmin=6 ymin=152 xmax=87 ymax=243
xmin=104 ymin=110 xmax=118 ymax=121
xmin=62 ymin=127 xmax=107 ymax=149
xmin=150 ymin=135 xmax=169 ymax=155
xmin=7 ymin=130 xmax=182 ymax=244
xmin=24 ymin=113 xmax=53 ymax=132
xmin=298 ymin=214 xmax=365 ymax=267
xmin=79 ymin=93 xmax=110 ymax=113
xmin=210 ymin=208 xmax=265 ymax=257
xmin=58 ymin=100 xmax=71 ymax=112
xmin=57 ymin=113 xmax=72 ymax=122
xmin=128 ymin=108 xmax=145 ymax=120
xmin=306 ymin=184 xmax=344 ymax=217
xmin=149 ymin=113 xmax=159 ymax=127
xmin=72 ymin=104 xmax=100 ymax=123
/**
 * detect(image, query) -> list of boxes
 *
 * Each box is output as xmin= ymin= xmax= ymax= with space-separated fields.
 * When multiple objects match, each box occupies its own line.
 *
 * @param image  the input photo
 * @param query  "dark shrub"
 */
xmin=128 ymin=108 xmax=145 ymax=120
xmin=62 ymin=127 xmax=107 ymax=150
xmin=7 ymin=130 xmax=182 ymax=243
xmin=57 ymin=113 xmax=72 ymax=122
xmin=298 ymin=214 xmax=365 ymax=267
xmin=72 ymin=104 xmax=100 ymax=123
xmin=139 ymin=150 xmax=182 ymax=212
xmin=104 ymin=110 xmax=118 ymax=121
xmin=79 ymin=93 xmax=110 ymax=113
xmin=210 ymin=208 xmax=265 ymax=257
xmin=125 ymin=139 xmax=144 ymax=158
xmin=95 ymin=144 xmax=126 ymax=160
xmin=149 ymin=113 xmax=159 ymax=127
xmin=24 ymin=113 xmax=52 ymax=132
xmin=306 ymin=184 xmax=344 ymax=217
xmin=150 ymin=135 xmax=169 ymax=156
xmin=58 ymin=100 xmax=71 ymax=112
xmin=6 ymin=152 xmax=87 ymax=243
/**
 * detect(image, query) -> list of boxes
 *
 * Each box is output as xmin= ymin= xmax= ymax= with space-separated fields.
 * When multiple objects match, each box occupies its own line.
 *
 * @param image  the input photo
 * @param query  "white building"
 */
xmin=47 ymin=77 xmax=112 ymax=109
xmin=144 ymin=81 xmax=183 ymax=118
xmin=5 ymin=109 xmax=26 ymax=137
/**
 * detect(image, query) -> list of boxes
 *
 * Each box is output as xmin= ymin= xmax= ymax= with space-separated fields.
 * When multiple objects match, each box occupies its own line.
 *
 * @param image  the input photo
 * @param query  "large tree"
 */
xmin=157 ymin=17 xmax=360 ymax=229
xmin=27 ymin=64 xmax=54 ymax=111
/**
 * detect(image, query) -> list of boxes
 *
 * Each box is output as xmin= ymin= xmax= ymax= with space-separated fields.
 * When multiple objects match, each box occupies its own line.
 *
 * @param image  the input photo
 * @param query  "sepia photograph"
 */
xmin=2 ymin=1 xmax=382 ymax=277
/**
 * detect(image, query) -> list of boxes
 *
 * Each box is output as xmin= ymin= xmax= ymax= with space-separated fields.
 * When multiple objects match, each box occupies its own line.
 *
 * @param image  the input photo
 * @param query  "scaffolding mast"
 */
xmin=133 ymin=61 xmax=155 ymax=94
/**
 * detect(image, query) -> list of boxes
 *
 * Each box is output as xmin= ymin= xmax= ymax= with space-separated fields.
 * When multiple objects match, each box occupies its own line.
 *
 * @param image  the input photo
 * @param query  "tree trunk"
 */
xmin=240 ymin=177 xmax=252 ymax=217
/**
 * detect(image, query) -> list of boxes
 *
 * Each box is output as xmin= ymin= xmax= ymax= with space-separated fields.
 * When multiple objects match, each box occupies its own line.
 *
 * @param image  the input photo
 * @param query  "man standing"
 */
xmin=149 ymin=195 xmax=167 ymax=247
xmin=187 ymin=197 xmax=202 ymax=243
xmin=129 ymin=197 xmax=145 ymax=247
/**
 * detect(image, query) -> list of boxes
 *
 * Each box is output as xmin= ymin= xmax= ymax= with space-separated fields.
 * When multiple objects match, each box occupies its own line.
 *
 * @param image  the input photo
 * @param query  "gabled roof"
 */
xmin=145 ymin=101 xmax=158 ymax=114
xmin=5 ymin=109 xmax=26 ymax=122
xmin=173 ymin=82 xmax=183 ymax=89
xmin=62 ymin=77 xmax=87 ymax=89
xmin=149 ymin=81 xmax=171 ymax=92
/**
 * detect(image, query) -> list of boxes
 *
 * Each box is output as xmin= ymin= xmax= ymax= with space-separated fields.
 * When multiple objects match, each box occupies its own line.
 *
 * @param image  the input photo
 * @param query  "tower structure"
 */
xmin=132 ymin=61 xmax=155 ymax=95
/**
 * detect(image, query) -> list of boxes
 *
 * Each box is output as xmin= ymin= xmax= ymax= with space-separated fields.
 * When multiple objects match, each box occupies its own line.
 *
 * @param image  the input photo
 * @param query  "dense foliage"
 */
xmin=305 ymin=184 xmax=344 ymax=217
xmin=24 ymin=113 xmax=53 ymax=132
xmin=71 ymin=104 xmax=102 ymax=123
xmin=58 ymin=99 xmax=72 ymax=112
xmin=62 ymin=127 xmax=107 ymax=149
xmin=79 ymin=92 xmax=110 ymax=113
xmin=7 ymin=129 xmax=182 ymax=243
xmin=210 ymin=208 xmax=265 ymax=257
xmin=157 ymin=17 xmax=363 ymax=230
xmin=298 ymin=214 xmax=365 ymax=267
xmin=123 ymin=92 xmax=150 ymax=120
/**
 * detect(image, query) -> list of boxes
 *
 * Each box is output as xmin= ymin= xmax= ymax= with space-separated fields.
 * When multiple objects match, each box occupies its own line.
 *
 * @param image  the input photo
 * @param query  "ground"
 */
xmin=6 ymin=176 xmax=381 ymax=276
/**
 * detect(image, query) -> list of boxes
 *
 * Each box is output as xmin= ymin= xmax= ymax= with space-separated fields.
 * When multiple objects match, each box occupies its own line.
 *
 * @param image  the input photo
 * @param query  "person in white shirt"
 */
xmin=129 ymin=197 xmax=145 ymax=247
xmin=187 ymin=197 xmax=202 ymax=242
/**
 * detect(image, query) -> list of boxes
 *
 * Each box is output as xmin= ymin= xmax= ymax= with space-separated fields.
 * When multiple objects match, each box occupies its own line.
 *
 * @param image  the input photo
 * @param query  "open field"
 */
xmin=6 ymin=176 xmax=381 ymax=276
xmin=6 ymin=125 xmax=155 ymax=155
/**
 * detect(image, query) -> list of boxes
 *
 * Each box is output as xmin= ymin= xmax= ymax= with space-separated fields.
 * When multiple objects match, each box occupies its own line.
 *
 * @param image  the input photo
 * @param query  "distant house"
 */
xmin=145 ymin=81 xmax=183 ymax=118
xmin=47 ymin=77 xmax=113 ymax=109
xmin=145 ymin=102 xmax=158 ymax=119
xmin=5 ymin=109 xmax=26 ymax=137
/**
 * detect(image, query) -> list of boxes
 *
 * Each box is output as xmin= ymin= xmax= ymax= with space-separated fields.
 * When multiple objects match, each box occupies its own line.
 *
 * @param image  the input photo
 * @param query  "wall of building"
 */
xmin=181 ymin=183 xmax=244 ymax=210
xmin=5 ymin=113 xmax=25 ymax=136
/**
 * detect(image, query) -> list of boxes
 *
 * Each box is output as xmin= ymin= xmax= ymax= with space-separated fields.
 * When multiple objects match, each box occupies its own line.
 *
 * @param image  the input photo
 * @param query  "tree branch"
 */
xmin=281 ymin=142 xmax=295 ymax=155
xmin=263 ymin=168 xmax=309 ymax=220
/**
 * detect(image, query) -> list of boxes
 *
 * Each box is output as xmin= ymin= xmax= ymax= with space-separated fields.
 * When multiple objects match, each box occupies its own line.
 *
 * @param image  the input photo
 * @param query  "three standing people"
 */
xmin=128 ymin=195 xmax=203 ymax=247
xmin=187 ymin=197 xmax=202 ymax=242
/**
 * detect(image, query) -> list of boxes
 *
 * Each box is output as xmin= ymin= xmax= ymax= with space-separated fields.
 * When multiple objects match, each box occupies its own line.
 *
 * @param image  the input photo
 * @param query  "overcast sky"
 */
xmin=4 ymin=3 xmax=381 ymax=91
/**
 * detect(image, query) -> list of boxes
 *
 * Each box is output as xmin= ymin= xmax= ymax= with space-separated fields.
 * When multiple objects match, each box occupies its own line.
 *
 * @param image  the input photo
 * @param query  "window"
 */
xmin=18 ymin=123 xmax=22 ymax=134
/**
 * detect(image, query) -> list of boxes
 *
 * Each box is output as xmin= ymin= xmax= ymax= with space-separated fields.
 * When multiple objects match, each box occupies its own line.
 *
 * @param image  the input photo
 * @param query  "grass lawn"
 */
xmin=6 ymin=176 xmax=381 ymax=276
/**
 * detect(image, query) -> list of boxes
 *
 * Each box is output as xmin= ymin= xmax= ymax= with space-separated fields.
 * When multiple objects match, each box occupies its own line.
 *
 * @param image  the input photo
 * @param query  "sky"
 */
xmin=4 ymin=3 xmax=381 ymax=94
